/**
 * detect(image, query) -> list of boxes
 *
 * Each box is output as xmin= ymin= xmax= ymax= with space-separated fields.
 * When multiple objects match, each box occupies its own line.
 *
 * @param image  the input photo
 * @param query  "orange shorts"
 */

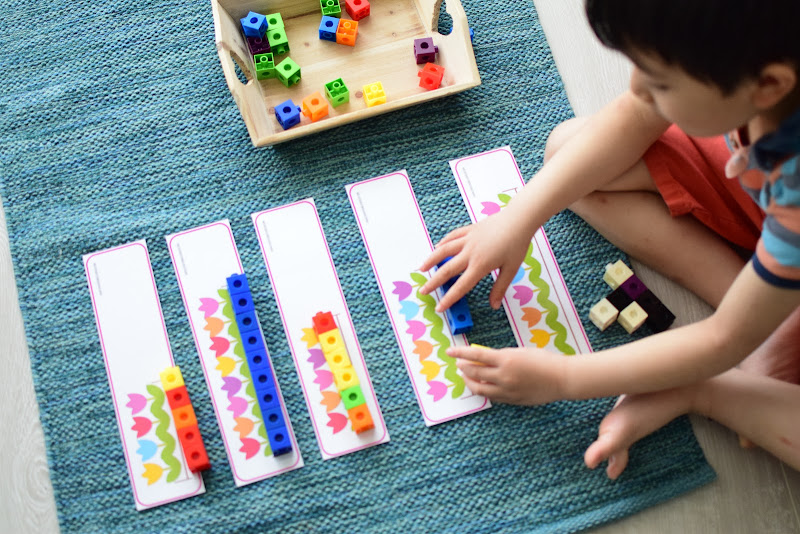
xmin=643 ymin=124 xmax=765 ymax=252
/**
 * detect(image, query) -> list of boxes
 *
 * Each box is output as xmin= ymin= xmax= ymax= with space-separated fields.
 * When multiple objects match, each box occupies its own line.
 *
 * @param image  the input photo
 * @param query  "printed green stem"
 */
xmin=146 ymin=385 xmax=182 ymax=482
xmin=522 ymin=244 xmax=575 ymax=355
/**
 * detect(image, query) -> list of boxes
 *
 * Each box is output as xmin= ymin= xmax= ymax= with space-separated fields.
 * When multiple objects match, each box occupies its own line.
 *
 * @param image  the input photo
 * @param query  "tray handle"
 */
xmin=417 ymin=0 xmax=469 ymax=34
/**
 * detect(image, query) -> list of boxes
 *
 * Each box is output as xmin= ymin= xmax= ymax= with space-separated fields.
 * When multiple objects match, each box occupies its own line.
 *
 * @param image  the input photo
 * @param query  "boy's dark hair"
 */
xmin=585 ymin=0 xmax=800 ymax=94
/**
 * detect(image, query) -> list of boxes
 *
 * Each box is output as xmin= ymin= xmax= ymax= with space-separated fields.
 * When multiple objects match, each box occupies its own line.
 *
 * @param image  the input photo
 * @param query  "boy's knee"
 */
xmin=545 ymin=117 xmax=589 ymax=163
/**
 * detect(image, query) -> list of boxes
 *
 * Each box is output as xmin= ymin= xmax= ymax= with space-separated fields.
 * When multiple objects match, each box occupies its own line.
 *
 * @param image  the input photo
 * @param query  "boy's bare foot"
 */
xmin=584 ymin=386 xmax=698 ymax=479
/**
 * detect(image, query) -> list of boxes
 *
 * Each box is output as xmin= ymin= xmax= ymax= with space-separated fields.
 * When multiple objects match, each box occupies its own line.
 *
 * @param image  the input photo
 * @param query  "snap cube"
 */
xmin=267 ymin=426 xmax=293 ymax=455
xmin=255 ymin=387 xmax=280 ymax=411
xmin=276 ymin=57 xmax=301 ymax=87
xmin=362 ymin=82 xmax=386 ymax=107
xmin=274 ymin=99 xmax=301 ymax=129
xmin=166 ymin=385 xmax=191 ymax=410
xmin=226 ymin=273 xmax=250 ymax=295
xmin=325 ymin=78 xmax=350 ymax=107
xmin=589 ymin=298 xmax=619 ymax=331
xmin=251 ymin=368 xmax=276 ymax=392
xmin=177 ymin=425 xmax=210 ymax=472
xmin=319 ymin=328 xmax=346 ymax=355
xmin=312 ymin=311 xmax=336 ymax=334
xmin=254 ymin=52 xmax=276 ymax=80
xmin=333 ymin=366 xmax=359 ymax=391
xmin=418 ymin=63 xmax=445 ymax=90
xmin=636 ymin=289 xmax=676 ymax=333
xmin=246 ymin=35 xmax=271 ymax=57
xmin=618 ymin=301 xmax=648 ymax=334
xmin=319 ymin=15 xmax=339 ymax=41
xmin=262 ymin=406 xmax=286 ymax=429
xmin=603 ymin=260 xmax=633 ymax=289
xmin=606 ymin=286 xmax=633 ymax=311
xmin=159 ymin=366 xmax=185 ymax=391
xmin=344 ymin=0 xmax=370 ymax=20
xmin=320 ymin=0 xmax=341 ymax=17
xmin=325 ymin=348 xmax=352 ymax=371
xmin=267 ymin=28 xmax=290 ymax=55
xmin=445 ymin=297 xmax=473 ymax=335
xmin=341 ymin=384 xmax=366 ymax=410
xmin=231 ymin=292 xmax=255 ymax=314
xmin=413 ymin=37 xmax=438 ymax=64
xmin=172 ymin=404 xmax=198 ymax=430
xmin=302 ymin=91 xmax=330 ymax=122
xmin=246 ymin=347 xmax=270 ymax=372
xmin=241 ymin=331 xmax=266 ymax=355
xmin=620 ymin=274 xmax=647 ymax=300
xmin=265 ymin=13 xmax=284 ymax=30
xmin=235 ymin=310 xmax=259 ymax=333
xmin=240 ymin=11 xmax=267 ymax=38
xmin=347 ymin=404 xmax=374 ymax=433
xmin=336 ymin=18 xmax=358 ymax=46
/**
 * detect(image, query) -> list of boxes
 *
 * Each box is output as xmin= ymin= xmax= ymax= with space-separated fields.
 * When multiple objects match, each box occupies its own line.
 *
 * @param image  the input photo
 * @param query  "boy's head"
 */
xmin=585 ymin=0 xmax=800 ymax=95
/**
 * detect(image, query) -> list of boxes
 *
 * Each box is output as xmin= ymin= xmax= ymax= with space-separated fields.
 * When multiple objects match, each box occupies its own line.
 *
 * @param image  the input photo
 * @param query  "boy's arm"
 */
xmin=450 ymin=263 xmax=800 ymax=405
xmin=420 ymin=91 xmax=671 ymax=311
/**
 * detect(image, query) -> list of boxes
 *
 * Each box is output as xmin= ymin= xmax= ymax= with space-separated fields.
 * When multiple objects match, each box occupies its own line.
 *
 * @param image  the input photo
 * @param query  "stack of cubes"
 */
xmin=240 ymin=11 xmax=301 ymax=88
xmin=589 ymin=260 xmax=676 ymax=334
xmin=312 ymin=312 xmax=374 ymax=433
xmin=227 ymin=273 xmax=293 ymax=456
xmin=414 ymin=37 xmax=444 ymax=90
xmin=159 ymin=366 xmax=211 ymax=472
xmin=435 ymin=257 xmax=473 ymax=335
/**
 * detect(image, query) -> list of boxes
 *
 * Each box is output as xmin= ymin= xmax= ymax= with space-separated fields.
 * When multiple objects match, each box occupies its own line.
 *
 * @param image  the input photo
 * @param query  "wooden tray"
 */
xmin=212 ymin=0 xmax=480 ymax=146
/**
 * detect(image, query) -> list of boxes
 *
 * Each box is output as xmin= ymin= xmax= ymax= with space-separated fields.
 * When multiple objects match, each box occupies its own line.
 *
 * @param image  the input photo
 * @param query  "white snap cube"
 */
xmin=589 ymin=298 xmax=619 ymax=331
xmin=618 ymin=301 xmax=648 ymax=334
xmin=603 ymin=260 xmax=634 ymax=289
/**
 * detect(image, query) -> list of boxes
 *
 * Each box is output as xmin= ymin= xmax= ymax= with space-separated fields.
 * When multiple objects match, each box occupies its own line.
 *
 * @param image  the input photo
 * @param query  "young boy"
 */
xmin=419 ymin=0 xmax=800 ymax=479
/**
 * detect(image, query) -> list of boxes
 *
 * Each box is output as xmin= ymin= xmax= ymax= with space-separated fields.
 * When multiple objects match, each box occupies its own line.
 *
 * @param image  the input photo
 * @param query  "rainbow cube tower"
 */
xmin=227 ymin=273 xmax=293 ymax=456
xmin=312 ymin=311 xmax=374 ymax=433
xmin=159 ymin=366 xmax=211 ymax=473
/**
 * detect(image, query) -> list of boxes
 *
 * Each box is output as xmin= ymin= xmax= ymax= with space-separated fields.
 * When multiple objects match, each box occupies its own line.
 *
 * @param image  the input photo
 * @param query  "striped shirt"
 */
xmin=725 ymin=109 xmax=800 ymax=289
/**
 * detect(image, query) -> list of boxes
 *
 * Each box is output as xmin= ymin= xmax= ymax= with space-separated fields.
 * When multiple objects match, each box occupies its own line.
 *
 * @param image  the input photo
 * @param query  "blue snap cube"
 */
xmin=256 ymin=386 xmax=280 ymax=410
xmin=241 ymin=330 xmax=266 ymax=355
xmin=226 ymin=273 xmax=250 ymax=295
xmin=262 ymin=407 xmax=286 ymax=429
xmin=240 ymin=11 xmax=268 ymax=38
xmin=235 ymin=309 xmax=259 ymax=333
xmin=267 ymin=425 xmax=293 ymax=456
xmin=275 ymin=99 xmax=301 ymax=130
xmin=231 ymin=292 xmax=255 ymax=314
xmin=246 ymin=347 xmax=271 ymax=372
xmin=252 ymin=367 xmax=276 ymax=392
xmin=319 ymin=15 xmax=339 ymax=41
xmin=445 ymin=297 xmax=473 ymax=335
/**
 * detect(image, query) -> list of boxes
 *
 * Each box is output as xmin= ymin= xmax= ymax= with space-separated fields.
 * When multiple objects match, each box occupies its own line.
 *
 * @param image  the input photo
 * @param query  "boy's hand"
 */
xmin=447 ymin=345 xmax=568 ymax=405
xmin=418 ymin=210 xmax=532 ymax=312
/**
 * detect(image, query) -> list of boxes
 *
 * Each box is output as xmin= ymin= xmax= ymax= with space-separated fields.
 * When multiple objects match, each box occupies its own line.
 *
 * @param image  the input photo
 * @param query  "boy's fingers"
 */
xmin=436 ymin=225 xmax=470 ymax=247
xmin=447 ymin=345 xmax=500 ymax=366
xmin=462 ymin=375 xmax=503 ymax=400
xmin=434 ymin=273 xmax=477 ymax=312
xmin=420 ymin=252 xmax=467 ymax=296
xmin=419 ymin=239 xmax=465 ymax=276
xmin=489 ymin=264 xmax=517 ymax=309
xmin=456 ymin=360 xmax=498 ymax=383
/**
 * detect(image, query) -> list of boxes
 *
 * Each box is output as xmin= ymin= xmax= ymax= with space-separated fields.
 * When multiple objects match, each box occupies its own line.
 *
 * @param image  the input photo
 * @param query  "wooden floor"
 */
xmin=1 ymin=1 xmax=798 ymax=531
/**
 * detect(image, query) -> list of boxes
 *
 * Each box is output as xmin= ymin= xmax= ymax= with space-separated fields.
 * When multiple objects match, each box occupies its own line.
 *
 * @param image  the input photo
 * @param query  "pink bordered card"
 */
xmin=251 ymin=199 xmax=389 ymax=460
xmin=449 ymin=147 xmax=592 ymax=355
xmin=346 ymin=171 xmax=491 ymax=427
xmin=83 ymin=241 xmax=205 ymax=510
xmin=165 ymin=220 xmax=304 ymax=486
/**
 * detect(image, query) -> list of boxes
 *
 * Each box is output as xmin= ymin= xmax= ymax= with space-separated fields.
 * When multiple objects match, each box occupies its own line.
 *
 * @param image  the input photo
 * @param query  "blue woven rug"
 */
xmin=0 ymin=0 xmax=714 ymax=531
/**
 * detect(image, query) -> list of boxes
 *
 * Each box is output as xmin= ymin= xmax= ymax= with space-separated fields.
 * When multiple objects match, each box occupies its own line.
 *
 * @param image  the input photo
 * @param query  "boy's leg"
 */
xmin=546 ymin=118 xmax=745 ymax=308
xmin=584 ymin=361 xmax=800 ymax=478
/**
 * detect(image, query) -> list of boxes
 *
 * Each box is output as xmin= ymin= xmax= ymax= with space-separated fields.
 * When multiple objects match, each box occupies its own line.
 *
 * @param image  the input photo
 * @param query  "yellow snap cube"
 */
xmin=618 ymin=301 xmax=648 ymax=334
xmin=589 ymin=298 xmax=619 ymax=331
xmin=363 ymin=82 xmax=386 ymax=107
xmin=603 ymin=260 xmax=634 ymax=289
xmin=319 ymin=328 xmax=346 ymax=356
xmin=325 ymin=348 xmax=352 ymax=370
xmin=159 ymin=366 xmax=185 ymax=392
xmin=333 ymin=366 xmax=360 ymax=391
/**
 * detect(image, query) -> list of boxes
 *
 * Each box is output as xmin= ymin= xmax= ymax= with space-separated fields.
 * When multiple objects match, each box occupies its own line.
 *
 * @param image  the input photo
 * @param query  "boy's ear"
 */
xmin=752 ymin=62 xmax=797 ymax=109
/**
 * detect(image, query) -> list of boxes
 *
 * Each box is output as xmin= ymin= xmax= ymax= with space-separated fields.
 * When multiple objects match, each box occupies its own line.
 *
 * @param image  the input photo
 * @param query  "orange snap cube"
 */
xmin=302 ymin=92 xmax=329 ymax=122
xmin=172 ymin=404 xmax=198 ymax=430
xmin=418 ymin=63 xmax=445 ymax=90
xmin=347 ymin=404 xmax=374 ymax=433
xmin=336 ymin=18 xmax=358 ymax=46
